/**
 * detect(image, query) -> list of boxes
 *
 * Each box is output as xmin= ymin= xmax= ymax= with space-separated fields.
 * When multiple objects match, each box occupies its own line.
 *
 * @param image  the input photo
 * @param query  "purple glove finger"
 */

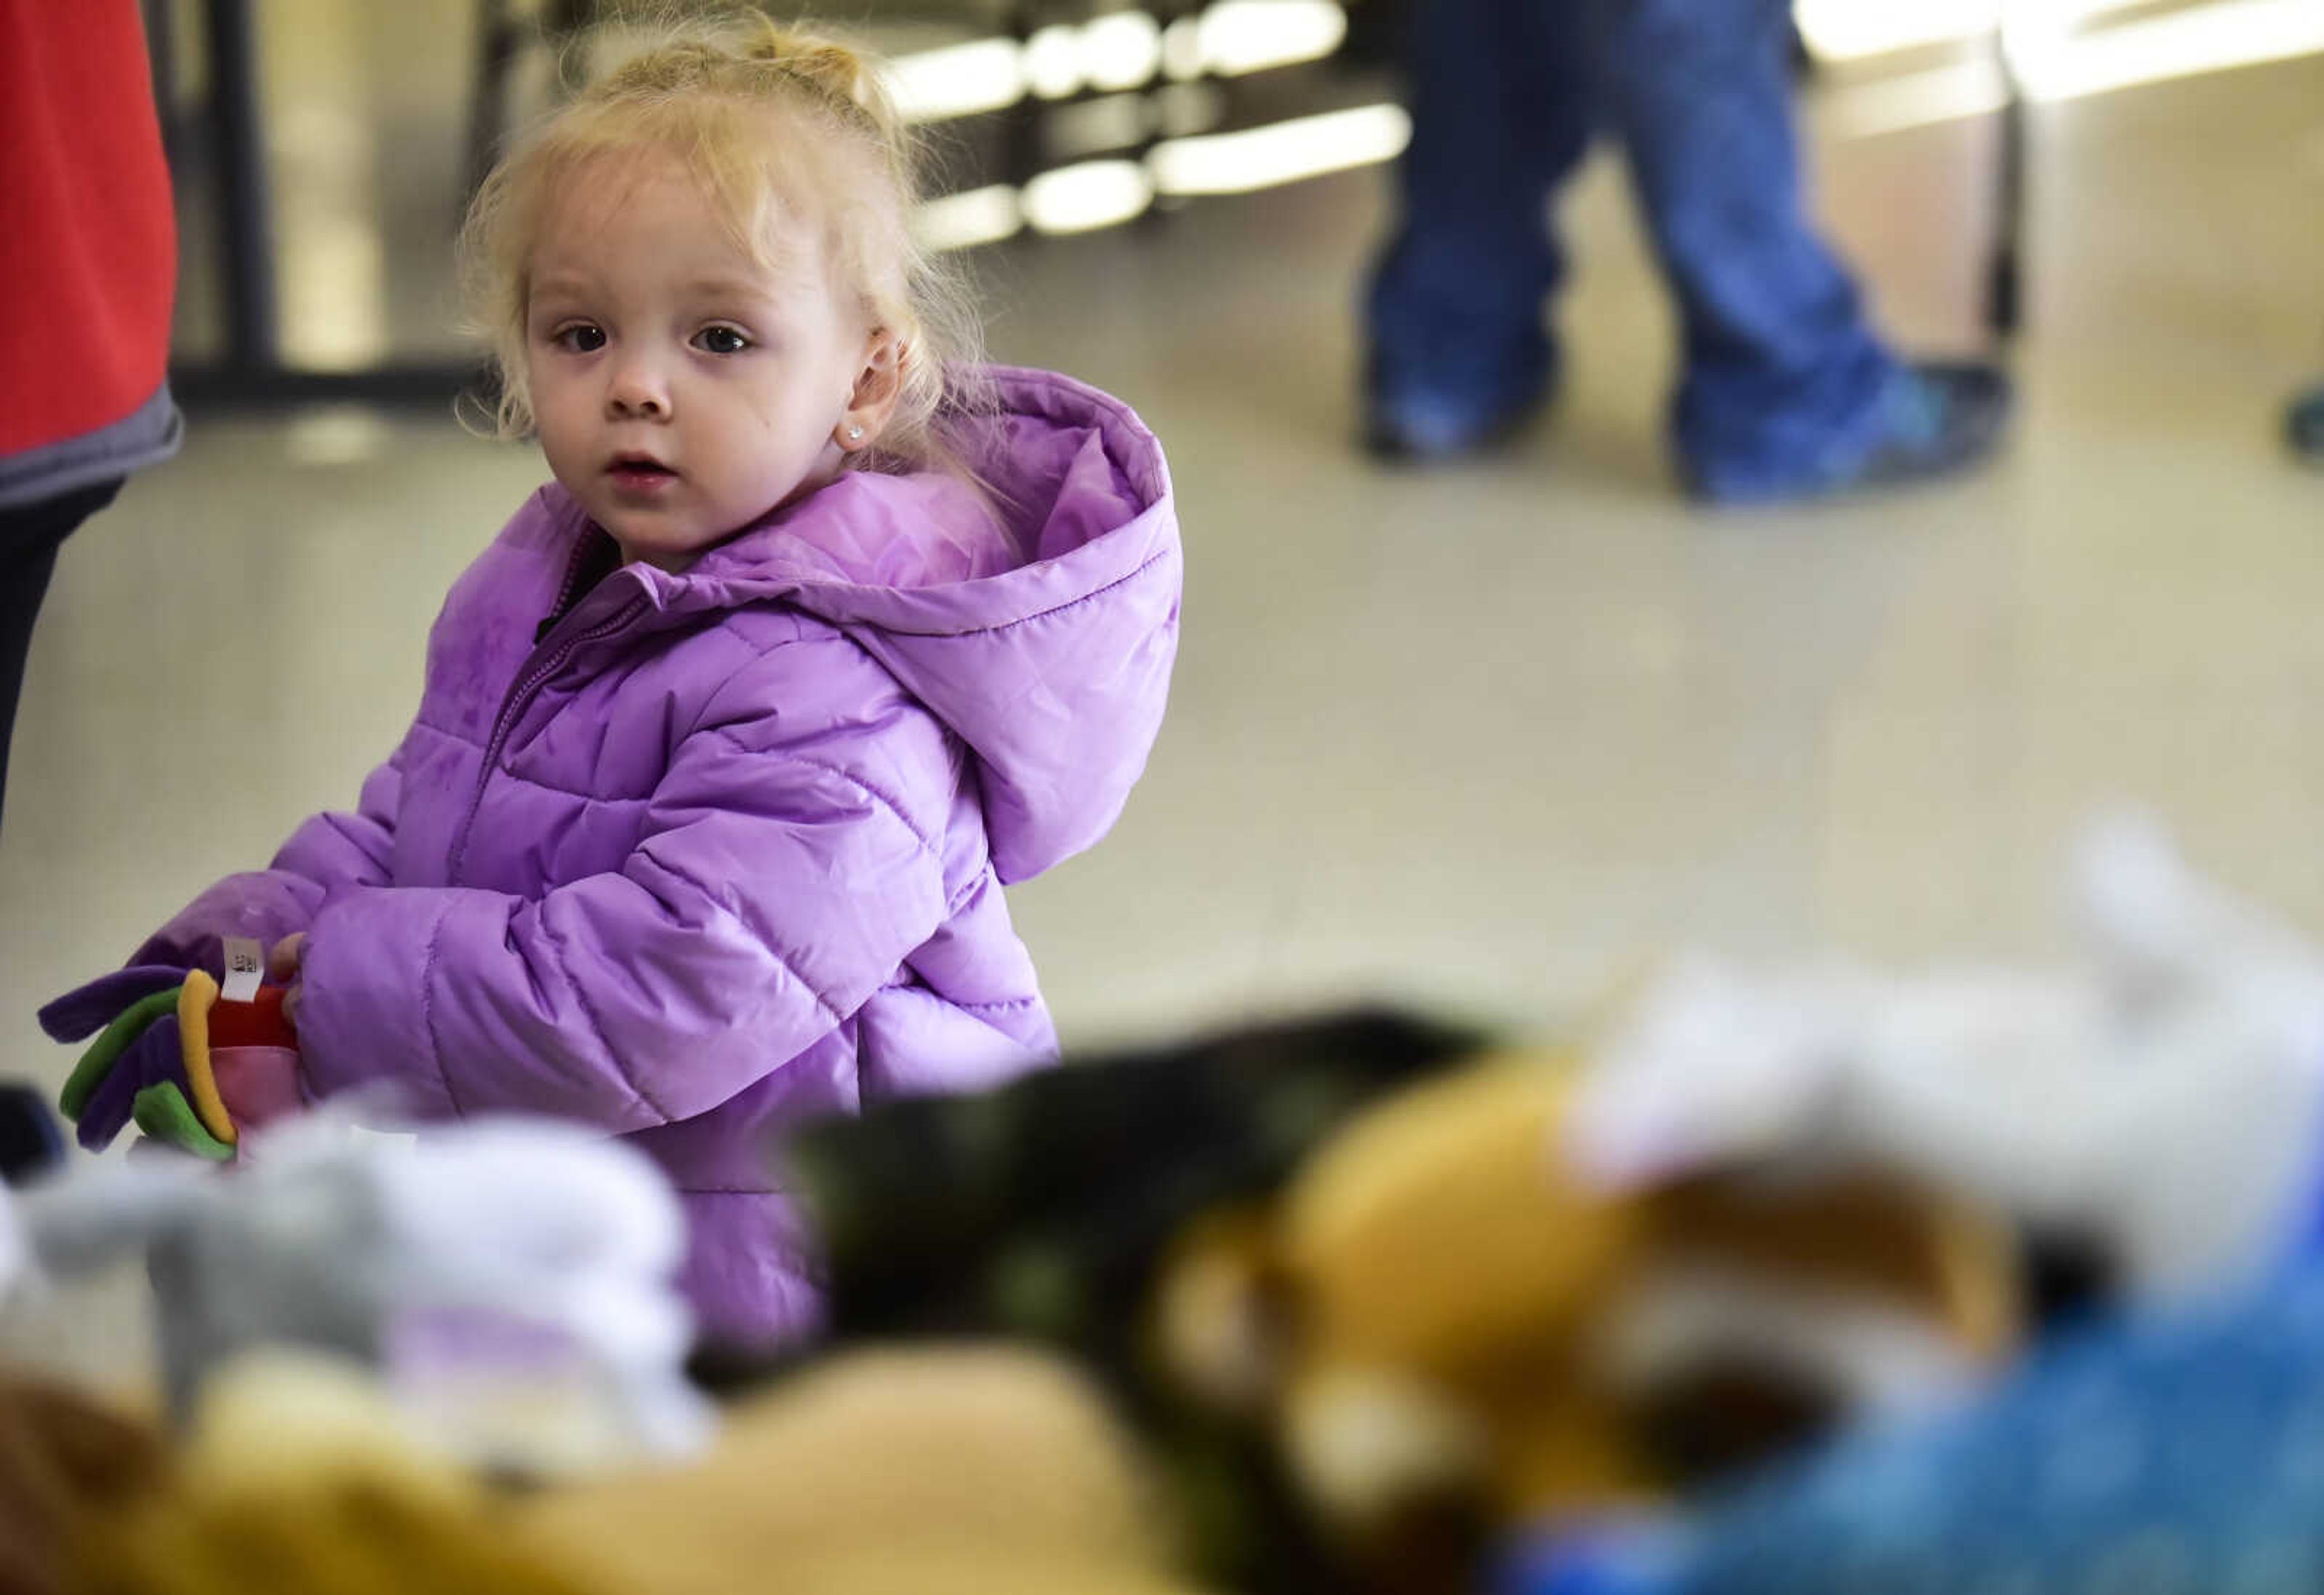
xmin=73 ymin=1016 xmax=185 ymax=1153
xmin=39 ymin=965 xmax=195 ymax=1044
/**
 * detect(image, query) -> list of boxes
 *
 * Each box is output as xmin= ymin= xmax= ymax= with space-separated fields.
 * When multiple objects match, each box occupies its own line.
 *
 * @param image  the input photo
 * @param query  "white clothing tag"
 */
xmin=222 ymin=937 xmax=264 ymax=1004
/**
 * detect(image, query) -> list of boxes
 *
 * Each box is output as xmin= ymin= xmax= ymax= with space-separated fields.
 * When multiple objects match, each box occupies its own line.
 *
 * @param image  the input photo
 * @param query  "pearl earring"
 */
xmin=847 ymin=425 xmax=865 ymax=442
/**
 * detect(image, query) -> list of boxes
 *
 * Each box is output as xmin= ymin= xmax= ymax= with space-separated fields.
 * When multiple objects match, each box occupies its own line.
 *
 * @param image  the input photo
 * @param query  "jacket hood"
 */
xmin=594 ymin=365 xmax=1180 ymax=884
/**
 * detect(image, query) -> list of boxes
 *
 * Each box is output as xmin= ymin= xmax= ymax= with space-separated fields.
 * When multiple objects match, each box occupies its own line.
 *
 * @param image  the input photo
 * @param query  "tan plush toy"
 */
xmin=1147 ymin=1052 xmax=2020 ymax=1593
xmin=519 ymin=1346 xmax=1212 ymax=1595
xmin=54 ymin=1346 xmax=1200 ymax=1595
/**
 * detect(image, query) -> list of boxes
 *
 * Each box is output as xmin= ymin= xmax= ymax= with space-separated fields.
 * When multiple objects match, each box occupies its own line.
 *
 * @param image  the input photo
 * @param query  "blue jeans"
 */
xmin=1366 ymin=0 xmax=1902 ymax=499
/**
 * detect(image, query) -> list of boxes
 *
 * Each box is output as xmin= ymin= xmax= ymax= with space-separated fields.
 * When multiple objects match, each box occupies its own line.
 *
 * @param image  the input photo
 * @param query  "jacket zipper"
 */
xmin=447 ymin=593 xmax=650 ymax=885
xmin=536 ymin=530 xmax=609 ymax=644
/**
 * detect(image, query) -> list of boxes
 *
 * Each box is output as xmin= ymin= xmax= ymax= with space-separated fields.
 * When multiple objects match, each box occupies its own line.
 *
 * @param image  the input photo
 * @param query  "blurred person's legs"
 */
xmin=1364 ymin=0 xmax=1594 ymax=458
xmin=1604 ymin=0 xmax=2006 ymax=501
xmin=1362 ymin=0 xmax=2010 ymax=500
xmin=1607 ymin=0 xmax=1885 ymax=499
xmin=0 ymin=480 xmax=119 ymax=834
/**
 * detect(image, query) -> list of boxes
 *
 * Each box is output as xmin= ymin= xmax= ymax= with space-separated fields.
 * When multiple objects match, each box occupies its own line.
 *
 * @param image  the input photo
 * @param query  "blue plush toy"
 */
xmin=1500 ymin=1252 xmax=2324 ymax=1595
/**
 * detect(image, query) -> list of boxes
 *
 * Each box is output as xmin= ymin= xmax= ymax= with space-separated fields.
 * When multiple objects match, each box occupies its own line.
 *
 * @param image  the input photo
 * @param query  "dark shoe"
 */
xmin=1363 ymin=366 xmax=1551 ymax=463
xmin=1687 ymin=360 xmax=2012 ymax=506
xmin=2288 ymin=382 xmax=2324 ymax=467
xmin=1850 ymin=360 xmax=2014 ymax=490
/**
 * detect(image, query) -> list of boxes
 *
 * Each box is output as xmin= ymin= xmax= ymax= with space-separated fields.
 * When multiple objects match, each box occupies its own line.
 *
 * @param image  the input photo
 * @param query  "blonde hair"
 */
xmin=459 ymin=12 xmax=986 ymax=481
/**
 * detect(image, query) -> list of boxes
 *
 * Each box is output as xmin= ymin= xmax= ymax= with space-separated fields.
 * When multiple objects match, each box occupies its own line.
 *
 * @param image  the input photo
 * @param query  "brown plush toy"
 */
xmin=0 ymin=1373 xmax=170 ymax=1595
xmin=1146 ymin=1053 xmax=2020 ymax=1594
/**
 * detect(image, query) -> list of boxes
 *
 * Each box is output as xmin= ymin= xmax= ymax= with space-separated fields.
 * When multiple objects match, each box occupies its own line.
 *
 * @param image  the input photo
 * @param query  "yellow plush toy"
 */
xmin=61 ymin=1353 xmax=602 ymax=1595
xmin=1146 ymin=1053 xmax=2020 ymax=1594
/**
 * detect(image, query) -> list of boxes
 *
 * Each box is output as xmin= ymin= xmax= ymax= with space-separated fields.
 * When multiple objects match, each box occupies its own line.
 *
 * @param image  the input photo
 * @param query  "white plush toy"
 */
xmin=1569 ymin=815 xmax=2324 ymax=1304
xmin=5 ymin=1111 xmax=712 ymax=1473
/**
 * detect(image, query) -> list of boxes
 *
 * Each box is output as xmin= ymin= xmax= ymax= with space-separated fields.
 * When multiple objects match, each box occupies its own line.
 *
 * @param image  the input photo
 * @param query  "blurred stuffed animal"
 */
xmin=520 ymin=1346 xmax=1207 ymax=1595
xmin=1143 ymin=1055 xmax=2017 ymax=1595
xmin=793 ymin=1008 xmax=1483 ymax=1362
xmin=0 ymin=1371 xmax=169 ymax=1595
xmin=789 ymin=1009 xmax=1489 ymax=1591
xmin=13 ymin=1114 xmax=709 ymax=1470
xmin=65 ymin=1351 xmax=606 ymax=1595
xmin=798 ymin=1013 xmax=2015 ymax=1595
xmin=1498 ymin=1254 xmax=2324 ymax=1595
xmin=1570 ymin=816 xmax=2324 ymax=1306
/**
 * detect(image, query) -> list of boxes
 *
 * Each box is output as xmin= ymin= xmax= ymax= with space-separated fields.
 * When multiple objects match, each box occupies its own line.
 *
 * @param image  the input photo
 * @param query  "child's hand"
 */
xmin=268 ymin=935 xmax=306 ymax=1028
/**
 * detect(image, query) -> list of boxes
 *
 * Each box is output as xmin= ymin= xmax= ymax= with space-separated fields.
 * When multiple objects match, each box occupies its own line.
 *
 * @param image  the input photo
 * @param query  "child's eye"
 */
xmin=693 ymin=326 xmax=751 ymax=356
xmin=551 ymin=323 xmax=606 ymax=354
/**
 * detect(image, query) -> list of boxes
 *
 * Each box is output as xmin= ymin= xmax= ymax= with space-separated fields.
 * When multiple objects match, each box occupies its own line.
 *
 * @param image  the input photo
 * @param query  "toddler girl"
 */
xmin=45 ymin=18 xmax=1180 ymax=1344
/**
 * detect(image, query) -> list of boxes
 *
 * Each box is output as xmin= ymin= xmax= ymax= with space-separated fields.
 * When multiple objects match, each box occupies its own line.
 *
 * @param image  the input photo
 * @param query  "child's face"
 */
xmin=522 ymin=153 xmax=875 ymax=572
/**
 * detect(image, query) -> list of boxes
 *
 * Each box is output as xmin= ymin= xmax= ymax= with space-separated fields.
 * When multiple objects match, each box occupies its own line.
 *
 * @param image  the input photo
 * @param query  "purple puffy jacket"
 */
xmin=127 ymin=367 xmax=1180 ymax=1342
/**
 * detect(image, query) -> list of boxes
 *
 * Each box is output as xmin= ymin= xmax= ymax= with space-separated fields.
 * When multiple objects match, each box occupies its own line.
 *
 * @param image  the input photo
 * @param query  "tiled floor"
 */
xmin=4 ymin=7 xmax=2321 ymax=1384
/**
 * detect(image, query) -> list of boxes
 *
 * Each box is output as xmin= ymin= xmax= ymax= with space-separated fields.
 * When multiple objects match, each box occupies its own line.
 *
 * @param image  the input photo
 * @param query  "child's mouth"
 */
xmin=607 ymin=456 xmax=678 ymax=490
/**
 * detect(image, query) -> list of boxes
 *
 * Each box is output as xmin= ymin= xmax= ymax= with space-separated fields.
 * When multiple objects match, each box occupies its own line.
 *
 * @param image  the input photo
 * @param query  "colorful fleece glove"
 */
xmin=42 ymin=966 xmax=302 ymax=1161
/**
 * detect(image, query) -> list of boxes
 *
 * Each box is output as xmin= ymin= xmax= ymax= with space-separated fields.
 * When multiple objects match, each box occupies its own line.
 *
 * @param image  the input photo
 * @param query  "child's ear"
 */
xmin=835 ymin=330 xmax=908 ymax=453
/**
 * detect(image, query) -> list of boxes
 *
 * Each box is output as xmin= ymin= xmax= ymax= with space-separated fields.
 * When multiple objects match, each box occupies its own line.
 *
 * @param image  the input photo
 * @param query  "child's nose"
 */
xmin=606 ymin=358 xmax=671 ymax=419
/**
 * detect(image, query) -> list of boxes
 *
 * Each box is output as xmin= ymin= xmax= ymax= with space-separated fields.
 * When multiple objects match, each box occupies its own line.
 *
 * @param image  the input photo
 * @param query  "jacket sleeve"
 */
xmin=291 ymin=635 xmax=953 ymax=1132
xmin=128 ymin=750 xmax=406 ymax=972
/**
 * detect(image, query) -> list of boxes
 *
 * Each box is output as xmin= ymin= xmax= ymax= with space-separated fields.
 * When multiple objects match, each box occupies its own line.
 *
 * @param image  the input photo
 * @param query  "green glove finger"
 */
xmin=59 ymin=987 xmax=184 ymax=1122
xmin=130 ymin=1081 xmax=234 ymax=1162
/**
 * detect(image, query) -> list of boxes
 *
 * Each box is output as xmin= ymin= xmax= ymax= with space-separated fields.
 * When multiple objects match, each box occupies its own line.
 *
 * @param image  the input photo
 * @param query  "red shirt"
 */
xmin=0 ymin=0 xmax=177 ymax=458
